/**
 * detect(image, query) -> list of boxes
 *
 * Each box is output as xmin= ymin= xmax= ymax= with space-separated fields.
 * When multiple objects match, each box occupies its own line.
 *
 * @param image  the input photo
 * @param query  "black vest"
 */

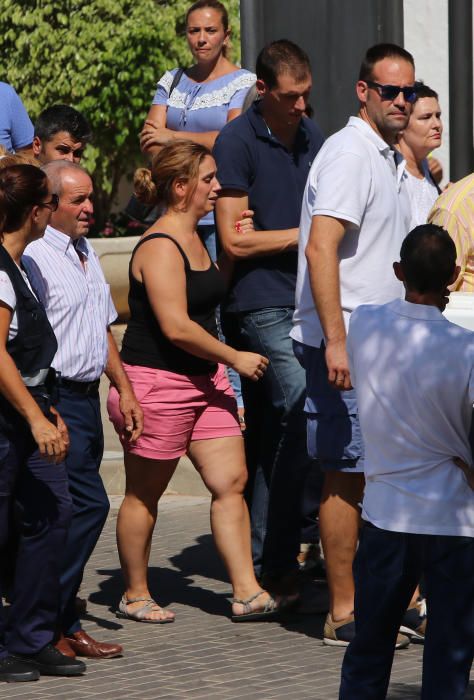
xmin=0 ymin=244 xmax=57 ymax=374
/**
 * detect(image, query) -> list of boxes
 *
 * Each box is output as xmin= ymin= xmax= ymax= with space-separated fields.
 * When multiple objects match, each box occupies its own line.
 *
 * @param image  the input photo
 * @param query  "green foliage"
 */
xmin=0 ymin=0 xmax=241 ymax=231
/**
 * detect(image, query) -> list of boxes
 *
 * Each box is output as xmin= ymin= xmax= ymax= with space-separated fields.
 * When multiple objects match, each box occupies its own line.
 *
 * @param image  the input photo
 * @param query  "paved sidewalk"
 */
xmin=4 ymin=496 xmax=473 ymax=700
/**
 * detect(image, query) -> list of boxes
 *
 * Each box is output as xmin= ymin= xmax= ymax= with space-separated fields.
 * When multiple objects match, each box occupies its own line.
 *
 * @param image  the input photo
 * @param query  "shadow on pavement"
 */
xmin=87 ymin=532 xmax=332 ymax=636
xmin=169 ymin=533 xmax=227 ymax=582
xmin=88 ymin=532 xmax=231 ymax=625
xmin=89 ymin=566 xmax=230 ymax=618
xmin=387 ymin=681 xmax=474 ymax=699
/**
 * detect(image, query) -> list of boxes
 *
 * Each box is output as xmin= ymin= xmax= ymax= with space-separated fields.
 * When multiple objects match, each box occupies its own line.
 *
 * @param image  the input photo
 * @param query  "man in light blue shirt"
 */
xmin=24 ymin=161 xmax=143 ymax=660
xmin=0 ymin=83 xmax=34 ymax=152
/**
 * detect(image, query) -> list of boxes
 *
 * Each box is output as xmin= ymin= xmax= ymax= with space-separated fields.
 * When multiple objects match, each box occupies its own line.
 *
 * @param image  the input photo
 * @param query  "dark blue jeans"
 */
xmin=222 ymin=307 xmax=311 ymax=579
xmin=56 ymin=387 xmax=109 ymax=635
xmin=340 ymin=523 xmax=474 ymax=700
xmin=0 ymin=419 xmax=72 ymax=657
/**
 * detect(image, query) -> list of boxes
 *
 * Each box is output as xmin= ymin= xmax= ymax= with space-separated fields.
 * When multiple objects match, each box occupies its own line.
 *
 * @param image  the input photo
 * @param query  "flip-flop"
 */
xmin=116 ymin=595 xmax=175 ymax=624
xmin=231 ymin=590 xmax=280 ymax=622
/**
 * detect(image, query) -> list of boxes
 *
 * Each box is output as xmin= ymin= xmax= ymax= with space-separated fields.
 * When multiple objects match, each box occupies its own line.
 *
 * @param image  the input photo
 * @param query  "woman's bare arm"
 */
xmin=0 ymin=303 xmax=67 ymax=462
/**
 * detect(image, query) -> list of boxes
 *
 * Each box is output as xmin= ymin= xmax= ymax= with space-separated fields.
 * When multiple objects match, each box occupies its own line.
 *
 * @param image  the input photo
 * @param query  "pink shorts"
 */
xmin=107 ymin=363 xmax=241 ymax=460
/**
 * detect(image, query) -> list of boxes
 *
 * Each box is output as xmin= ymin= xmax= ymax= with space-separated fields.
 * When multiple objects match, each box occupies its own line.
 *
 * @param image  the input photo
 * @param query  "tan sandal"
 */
xmin=116 ymin=595 xmax=175 ymax=624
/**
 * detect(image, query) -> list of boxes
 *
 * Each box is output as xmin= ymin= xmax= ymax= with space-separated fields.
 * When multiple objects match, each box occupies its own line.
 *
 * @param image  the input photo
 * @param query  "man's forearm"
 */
xmin=215 ymin=197 xmax=298 ymax=259
xmin=308 ymin=246 xmax=346 ymax=343
xmin=104 ymin=330 xmax=134 ymax=394
xmin=225 ymin=227 xmax=299 ymax=259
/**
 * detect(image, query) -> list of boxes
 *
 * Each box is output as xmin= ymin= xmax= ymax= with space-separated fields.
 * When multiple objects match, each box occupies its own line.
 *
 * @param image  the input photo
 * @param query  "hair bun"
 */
xmin=133 ymin=167 xmax=157 ymax=205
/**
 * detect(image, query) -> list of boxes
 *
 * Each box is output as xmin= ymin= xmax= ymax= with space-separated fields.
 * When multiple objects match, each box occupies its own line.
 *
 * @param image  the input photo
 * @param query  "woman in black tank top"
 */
xmin=108 ymin=141 xmax=288 ymax=623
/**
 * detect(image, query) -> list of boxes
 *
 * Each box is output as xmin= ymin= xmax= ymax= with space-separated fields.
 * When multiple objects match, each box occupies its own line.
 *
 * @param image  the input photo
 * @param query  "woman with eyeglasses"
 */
xmin=0 ymin=163 xmax=84 ymax=681
xmin=397 ymin=84 xmax=443 ymax=228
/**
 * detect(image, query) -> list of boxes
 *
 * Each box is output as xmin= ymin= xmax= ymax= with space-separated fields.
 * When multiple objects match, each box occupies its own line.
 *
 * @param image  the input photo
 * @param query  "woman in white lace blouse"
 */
xmin=398 ymin=84 xmax=443 ymax=229
xmin=140 ymin=0 xmax=251 ymax=414
xmin=140 ymin=0 xmax=255 ymax=161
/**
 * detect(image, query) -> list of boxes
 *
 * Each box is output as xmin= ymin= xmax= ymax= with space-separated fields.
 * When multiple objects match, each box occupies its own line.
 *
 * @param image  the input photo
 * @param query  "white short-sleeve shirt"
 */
xmin=291 ymin=116 xmax=411 ymax=348
xmin=347 ymin=298 xmax=474 ymax=537
xmin=0 ymin=267 xmax=38 ymax=341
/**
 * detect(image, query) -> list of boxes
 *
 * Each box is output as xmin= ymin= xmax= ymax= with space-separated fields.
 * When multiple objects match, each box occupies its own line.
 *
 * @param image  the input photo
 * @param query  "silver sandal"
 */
xmin=231 ymin=590 xmax=279 ymax=622
xmin=116 ymin=595 xmax=175 ymax=624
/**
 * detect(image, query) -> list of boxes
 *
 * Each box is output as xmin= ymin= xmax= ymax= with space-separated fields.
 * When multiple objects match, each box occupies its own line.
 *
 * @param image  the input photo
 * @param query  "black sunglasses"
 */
xmin=37 ymin=193 xmax=59 ymax=212
xmin=365 ymin=80 xmax=418 ymax=103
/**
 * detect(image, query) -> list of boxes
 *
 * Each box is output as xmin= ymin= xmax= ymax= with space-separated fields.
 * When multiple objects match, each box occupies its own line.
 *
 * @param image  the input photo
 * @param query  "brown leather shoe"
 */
xmin=54 ymin=634 xmax=76 ymax=658
xmin=65 ymin=630 xmax=123 ymax=659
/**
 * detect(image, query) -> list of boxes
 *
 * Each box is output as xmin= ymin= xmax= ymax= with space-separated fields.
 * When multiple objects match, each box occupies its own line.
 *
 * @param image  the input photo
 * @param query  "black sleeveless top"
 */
xmin=121 ymin=233 xmax=227 ymax=375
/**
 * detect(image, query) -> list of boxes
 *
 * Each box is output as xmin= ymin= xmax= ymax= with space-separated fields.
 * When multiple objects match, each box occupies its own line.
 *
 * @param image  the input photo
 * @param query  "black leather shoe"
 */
xmin=15 ymin=644 xmax=86 ymax=676
xmin=0 ymin=655 xmax=40 ymax=682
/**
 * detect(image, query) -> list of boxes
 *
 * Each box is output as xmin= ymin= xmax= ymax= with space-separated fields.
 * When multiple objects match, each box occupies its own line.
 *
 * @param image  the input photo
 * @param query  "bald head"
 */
xmin=42 ymin=160 xmax=89 ymax=196
xmin=42 ymin=161 xmax=94 ymax=239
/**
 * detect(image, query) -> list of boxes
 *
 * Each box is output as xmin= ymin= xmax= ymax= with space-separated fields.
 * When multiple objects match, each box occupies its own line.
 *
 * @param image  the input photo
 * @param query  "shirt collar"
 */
xmin=388 ymin=298 xmax=446 ymax=322
xmin=44 ymin=225 xmax=89 ymax=258
xmin=248 ymin=101 xmax=310 ymax=147
xmin=346 ymin=115 xmax=391 ymax=154
xmin=346 ymin=116 xmax=406 ymax=183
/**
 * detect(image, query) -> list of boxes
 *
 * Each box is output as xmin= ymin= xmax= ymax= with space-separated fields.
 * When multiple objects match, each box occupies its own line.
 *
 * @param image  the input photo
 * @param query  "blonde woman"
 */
xmin=108 ymin=141 xmax=289 ymax=623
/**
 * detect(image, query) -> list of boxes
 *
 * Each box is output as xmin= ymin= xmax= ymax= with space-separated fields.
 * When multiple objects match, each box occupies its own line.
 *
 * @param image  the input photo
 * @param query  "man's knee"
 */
xmin=322 ymin=471 xmax=365 ymax=503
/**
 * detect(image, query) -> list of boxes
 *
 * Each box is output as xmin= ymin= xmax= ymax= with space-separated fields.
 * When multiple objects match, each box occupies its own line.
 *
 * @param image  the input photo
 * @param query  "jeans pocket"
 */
xmin=250 ymin=308 xmax=291 ymax=329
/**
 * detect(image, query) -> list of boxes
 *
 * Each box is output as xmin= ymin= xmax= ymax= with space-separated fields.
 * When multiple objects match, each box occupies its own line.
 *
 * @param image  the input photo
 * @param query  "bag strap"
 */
xmin=169 ymin=68 xmax=185 ymax=98
xmin=427 ymin=168 xmax=442 ymax=195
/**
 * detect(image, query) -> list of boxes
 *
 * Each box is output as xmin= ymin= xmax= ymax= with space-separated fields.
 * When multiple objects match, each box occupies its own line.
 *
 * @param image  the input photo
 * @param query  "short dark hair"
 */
xmin=400 ymin=224 xmax=456 ymax=293
xmin=256 ymin=39 xmax=311 ymax=89
xmin=413 ymin=82 xmax=439 ymax=103
xmin=34 ymin=104 xmax=92 ymax=144
xmin=359 ymin=43 xmax=415 ymax=82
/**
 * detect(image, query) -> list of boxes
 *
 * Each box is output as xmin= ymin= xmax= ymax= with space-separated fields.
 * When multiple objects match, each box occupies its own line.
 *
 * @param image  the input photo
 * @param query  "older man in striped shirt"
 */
xmin=23 ymin=161 xmax=143 ymax=659
xmin=429 ymin=172 xmax=474 ymax=291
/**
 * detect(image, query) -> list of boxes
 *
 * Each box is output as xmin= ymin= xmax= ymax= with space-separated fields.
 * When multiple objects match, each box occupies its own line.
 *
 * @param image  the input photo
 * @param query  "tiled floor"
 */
xmin=3 ymin=495 xmax=473 ymax=700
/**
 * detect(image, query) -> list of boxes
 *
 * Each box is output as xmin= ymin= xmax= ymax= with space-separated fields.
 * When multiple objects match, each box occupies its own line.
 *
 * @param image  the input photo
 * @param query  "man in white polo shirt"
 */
xmin=339 ymin=224 xmax=474 ymax=700
xmin=291 ymin=43 xmax=415 ymax=646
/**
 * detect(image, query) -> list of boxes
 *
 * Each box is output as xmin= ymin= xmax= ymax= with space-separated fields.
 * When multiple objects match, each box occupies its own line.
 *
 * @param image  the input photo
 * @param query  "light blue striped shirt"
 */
xmin=23 ymin=226 xmax=117 ymax=381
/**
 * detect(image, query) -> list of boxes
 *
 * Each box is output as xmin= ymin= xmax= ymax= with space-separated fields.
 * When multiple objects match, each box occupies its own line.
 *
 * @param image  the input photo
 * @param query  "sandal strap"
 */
xmin=119 ymin=596 xmax=168 ymax=621
xmin=121 ymin=595 xmax=156 ymax=605
xmin=232 ymin=590 xmax=266 ymax=615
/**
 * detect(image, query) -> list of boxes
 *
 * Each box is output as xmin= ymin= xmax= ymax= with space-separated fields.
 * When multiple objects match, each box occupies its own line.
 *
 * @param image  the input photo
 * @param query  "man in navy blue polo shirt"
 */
xmin=214 ymin=39 xmax=324 ymax=596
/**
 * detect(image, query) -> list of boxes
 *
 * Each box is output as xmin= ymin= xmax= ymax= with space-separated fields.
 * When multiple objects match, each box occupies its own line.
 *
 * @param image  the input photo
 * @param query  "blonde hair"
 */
xmin=134 ymin=140 xmax=212 ymax=209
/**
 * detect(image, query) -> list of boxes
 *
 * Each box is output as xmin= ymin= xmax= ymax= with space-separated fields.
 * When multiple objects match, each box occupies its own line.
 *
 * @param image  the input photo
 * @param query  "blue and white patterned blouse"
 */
xmin=152 ymin=68 xmax=256 ymax=225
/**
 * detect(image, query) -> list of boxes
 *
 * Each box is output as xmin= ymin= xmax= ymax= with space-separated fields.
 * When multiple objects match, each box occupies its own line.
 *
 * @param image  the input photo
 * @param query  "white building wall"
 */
xmin=404 ymin=0 xmax=450 ymax=182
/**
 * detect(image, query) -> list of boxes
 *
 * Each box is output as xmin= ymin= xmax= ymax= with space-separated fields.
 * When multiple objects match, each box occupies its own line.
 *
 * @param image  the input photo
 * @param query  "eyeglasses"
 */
xmin=365 ymin=80 xmax=418 ymax=103
xmin=37 ymin=194 xmax=59 ymax=212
